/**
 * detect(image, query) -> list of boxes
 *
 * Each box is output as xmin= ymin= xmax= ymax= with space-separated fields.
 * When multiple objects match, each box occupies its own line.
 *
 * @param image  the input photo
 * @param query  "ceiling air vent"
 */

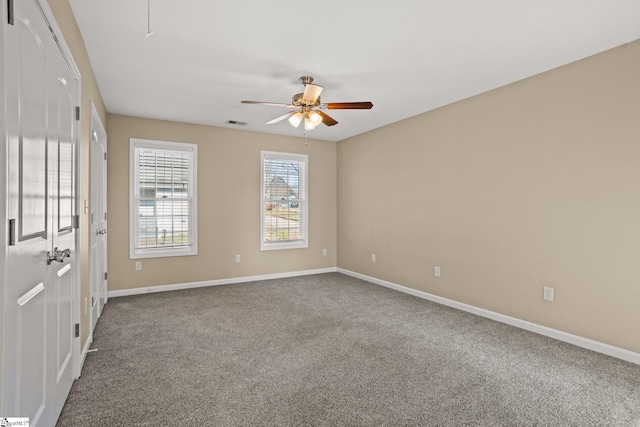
xmin=226 ymin=120 xmax=247 ymax=126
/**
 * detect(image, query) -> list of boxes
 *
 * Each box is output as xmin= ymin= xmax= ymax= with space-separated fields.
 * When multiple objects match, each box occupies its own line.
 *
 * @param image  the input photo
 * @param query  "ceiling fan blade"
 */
xmin=265 ymin=111 xmax=297 ymax=125
xmin=325 ymin=102 xmax=373 ymax=110
xmin=242 ymin=100 xmax=294 ymax=107
xmin=317 ymin=111 xmax=338 ymax=126
xmin=302 ymin=84 xmax=323 ymax=104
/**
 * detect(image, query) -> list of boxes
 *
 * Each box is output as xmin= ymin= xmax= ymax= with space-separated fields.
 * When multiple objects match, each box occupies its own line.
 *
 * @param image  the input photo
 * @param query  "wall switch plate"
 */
xmin=434 ymin=266 xmax=441 ymax=277
xmin=371 ymin=253 xmax=376 ymax=262
xmin=323 ymin=248 xmax=327 ymax=256
xmin=135 ymin=261 xmax=142 ymax=271
xmin=235 ymin=254 xmax=241 ymax=263
xmin=543 ymin=286 xmax=554 ymax=301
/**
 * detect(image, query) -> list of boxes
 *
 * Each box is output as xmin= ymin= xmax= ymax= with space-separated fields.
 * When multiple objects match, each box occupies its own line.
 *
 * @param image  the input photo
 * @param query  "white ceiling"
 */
xmin=69 ymin=0 xmax=640 ymax=142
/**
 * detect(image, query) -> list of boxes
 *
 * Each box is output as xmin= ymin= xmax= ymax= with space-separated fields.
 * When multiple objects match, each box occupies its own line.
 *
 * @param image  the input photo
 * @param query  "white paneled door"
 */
xmin=3 ymin=0 xmax=79 ymax=425
xmin=90 ymin=105 xmax=108 ymax=331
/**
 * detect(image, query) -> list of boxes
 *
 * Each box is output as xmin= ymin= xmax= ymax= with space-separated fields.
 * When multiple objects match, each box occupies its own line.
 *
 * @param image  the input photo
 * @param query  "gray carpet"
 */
xmin=57 ymin=273 xmax=640 ymax=426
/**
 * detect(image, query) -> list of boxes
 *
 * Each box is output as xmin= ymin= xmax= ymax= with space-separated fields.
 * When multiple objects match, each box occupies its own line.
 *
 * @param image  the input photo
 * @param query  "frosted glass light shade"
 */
xmin=308 ymin=111 xmax=322 ymax=125
xmin=288 ymin=112 xmax=303 ymax=127
xmin=304 ymin=114 xmax=316 ymax=130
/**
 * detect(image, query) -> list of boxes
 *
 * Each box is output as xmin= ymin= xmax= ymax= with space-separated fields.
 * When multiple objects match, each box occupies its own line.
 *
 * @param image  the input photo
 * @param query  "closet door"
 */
xmin=47 ymin=36 xmax=77 ymax=422
xmin=90 ymin=108 xmax=108 ymax=330
xmin=3 ymin=0 xmax=78 ymax=424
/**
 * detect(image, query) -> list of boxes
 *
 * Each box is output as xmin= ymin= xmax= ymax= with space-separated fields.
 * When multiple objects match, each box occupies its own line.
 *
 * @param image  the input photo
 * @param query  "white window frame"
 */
xmin=261 ymin=151 xmax=308 ymax=251
xmin=130 ymin=138 xmax=198 ymax=259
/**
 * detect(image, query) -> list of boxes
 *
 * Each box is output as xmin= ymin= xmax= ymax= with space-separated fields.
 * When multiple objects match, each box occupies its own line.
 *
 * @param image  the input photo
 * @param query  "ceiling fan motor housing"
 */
xmin=292 ymin=93 xmax=321 ymax=108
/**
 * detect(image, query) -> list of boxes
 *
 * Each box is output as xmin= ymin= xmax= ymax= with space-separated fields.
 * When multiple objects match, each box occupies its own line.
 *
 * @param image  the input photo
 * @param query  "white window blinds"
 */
xmin=130 ymin=139 xmax=197 ymax=258
xmin=261 ymin=151 xmax=308 ymax=250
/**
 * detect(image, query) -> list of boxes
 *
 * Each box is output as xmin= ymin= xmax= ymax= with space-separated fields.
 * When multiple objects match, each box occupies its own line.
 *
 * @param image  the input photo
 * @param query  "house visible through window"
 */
xmin=261 ymin=151 xmax=308 ymax=250
xmin=130 ymin=138 xmax=197 ymax=258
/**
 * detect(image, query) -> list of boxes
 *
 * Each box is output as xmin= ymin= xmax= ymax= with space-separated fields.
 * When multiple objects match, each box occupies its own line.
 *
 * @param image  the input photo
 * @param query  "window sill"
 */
xmin=130 ymin=246 xmax=198 ymax=259
xmin=261 ymin=241 xmax=308 ymax=251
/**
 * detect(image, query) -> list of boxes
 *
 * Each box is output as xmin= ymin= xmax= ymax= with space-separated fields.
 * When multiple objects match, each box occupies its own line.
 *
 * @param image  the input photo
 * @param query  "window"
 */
xmin=130 ymin=138 xmax=197 ymax=258
xmin=261 ymin=151 xmax=308 ymax=250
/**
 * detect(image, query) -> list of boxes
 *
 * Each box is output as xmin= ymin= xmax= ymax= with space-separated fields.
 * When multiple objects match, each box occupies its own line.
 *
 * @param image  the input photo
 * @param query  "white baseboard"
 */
xmin=108 ymin=267 xmax=338 ymax=298
xmin=338 ymin=268 xmax=640 ymax=366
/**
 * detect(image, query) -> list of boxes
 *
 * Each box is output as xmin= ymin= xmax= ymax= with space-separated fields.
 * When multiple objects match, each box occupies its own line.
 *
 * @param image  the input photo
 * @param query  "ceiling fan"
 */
xmin=241 ymin=76 xmax=373 ymax=130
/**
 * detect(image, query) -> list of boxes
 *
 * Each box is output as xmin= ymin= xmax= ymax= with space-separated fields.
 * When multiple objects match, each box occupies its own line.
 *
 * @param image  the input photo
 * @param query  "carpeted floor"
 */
xmin=57 ymin=273 xmax=640 ymax=426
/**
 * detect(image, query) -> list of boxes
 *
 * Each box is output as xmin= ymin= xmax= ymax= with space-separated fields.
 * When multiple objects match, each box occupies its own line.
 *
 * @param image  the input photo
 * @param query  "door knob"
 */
xmin=47 ymin=247 xmax=71 ymax=265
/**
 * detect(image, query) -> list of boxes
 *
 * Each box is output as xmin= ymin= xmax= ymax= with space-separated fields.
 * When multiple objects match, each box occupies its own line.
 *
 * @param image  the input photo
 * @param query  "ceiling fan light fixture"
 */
xmin=288 ymin=112 xmax=303 ymax=128
xmin=308 ymin=110 xmax=322 ymax=126
xmin=304 ymin=113 xmax=316 ymax=130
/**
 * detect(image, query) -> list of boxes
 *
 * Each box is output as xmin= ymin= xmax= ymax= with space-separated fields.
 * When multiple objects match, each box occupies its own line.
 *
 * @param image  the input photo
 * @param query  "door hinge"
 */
xmin=72 ymin=214 xmax=80 ymax=229
xmin=75 ymin=106 xmax=80 ymax=121
xmin=7 ymin=0 xmax=14 ymax=25
xmin=104 ymin=272 xmax=108 ymax=280
xmin=8 ymin=218 xmax=16 ymax=246
xmin=74 ymin=323 xmax=80 ymax=338
xmin=104 ymin=152 xmax=107 ymax=160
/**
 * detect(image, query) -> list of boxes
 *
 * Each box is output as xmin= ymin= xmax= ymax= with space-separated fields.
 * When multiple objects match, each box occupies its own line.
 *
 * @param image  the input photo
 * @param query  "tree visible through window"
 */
xmin=130 ymin=138 xmax=198 ymax=258
xmin=261 ymin=151 xmax=308 ymax=250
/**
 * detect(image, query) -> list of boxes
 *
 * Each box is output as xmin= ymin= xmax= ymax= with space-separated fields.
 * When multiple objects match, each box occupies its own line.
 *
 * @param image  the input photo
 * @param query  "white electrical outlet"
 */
xmin=322 ymin=248 xmax=327 ymax=256
xmin=543 ymin=286 xmax=554 ymax=301
xmin=135 ymin=261 xmax=142 ymax=271
xmin=434 ymin=266 xmax=441 ymax=277
xmin=235 ymin=254 xmax=241 ymax=263
xmin=371 ymin=253 xmax=376 ymax=262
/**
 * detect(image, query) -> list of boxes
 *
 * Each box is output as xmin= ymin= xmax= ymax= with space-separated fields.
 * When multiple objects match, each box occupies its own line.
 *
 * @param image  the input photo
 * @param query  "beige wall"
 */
xmin=338 ymin=40 xmax=640 ymax=353
xmin=106 ymin=115 xmax=337 ymax=291
xmin=47 ymin=0 xmax=107 ymax=347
